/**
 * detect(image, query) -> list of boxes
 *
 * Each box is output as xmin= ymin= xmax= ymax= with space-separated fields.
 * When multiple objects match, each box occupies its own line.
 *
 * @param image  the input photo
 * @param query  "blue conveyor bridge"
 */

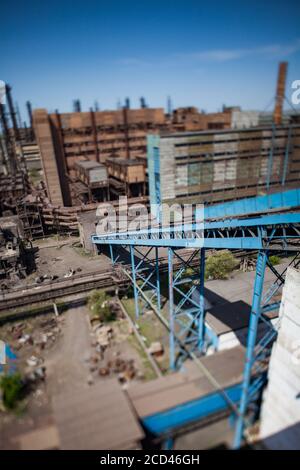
xmin=92 ymin=189 xmax=300 ymax=449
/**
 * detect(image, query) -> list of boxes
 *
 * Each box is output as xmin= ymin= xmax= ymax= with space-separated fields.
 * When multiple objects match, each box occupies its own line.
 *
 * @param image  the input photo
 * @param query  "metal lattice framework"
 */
xmin=130 ymin=245 xmax=161 ymax=318
xmin=167 ymin=247 xmax=206 ymax=370
xmin=93 ymin=211 xmax=300 ymax=448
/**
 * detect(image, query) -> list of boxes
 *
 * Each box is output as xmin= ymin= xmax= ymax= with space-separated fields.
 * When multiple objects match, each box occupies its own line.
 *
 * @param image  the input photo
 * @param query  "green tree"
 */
xmin=205 ymin=251 xmax=238 ymax=280
xmin=0 ymin=373 xmax=23 ymax=409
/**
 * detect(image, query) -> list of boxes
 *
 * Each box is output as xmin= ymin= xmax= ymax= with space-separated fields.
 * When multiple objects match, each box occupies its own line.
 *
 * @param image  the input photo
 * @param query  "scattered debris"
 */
xmin=240 ymin=257 xmax=256 ymax=272
xmin=87 ymin=375 xmax=94 ymax=386
xmin=19 ymin=334 xmax=32 ymax=345
xmin=26 ymin=355 xmax=42 ymax=367
xmin=64 ymin=268 xmax=75 ymax=278
xmin=148 ymin=342 xmax=164 ymax=357
xmin=95 ymin=324 xmax=113 ymax=347
xmin=26 ymin=366 xmax=46 ymax=384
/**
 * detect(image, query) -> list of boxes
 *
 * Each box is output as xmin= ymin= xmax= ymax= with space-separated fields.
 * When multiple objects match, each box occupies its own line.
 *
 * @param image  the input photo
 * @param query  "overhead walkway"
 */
xmin=92 ymin=189 xmax=300 ymax=448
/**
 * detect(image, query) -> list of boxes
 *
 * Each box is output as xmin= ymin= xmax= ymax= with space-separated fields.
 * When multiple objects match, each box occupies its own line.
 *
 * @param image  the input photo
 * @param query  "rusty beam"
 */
xmin=274 ymin=62 xmax=288 ymax=126
xmin=90 ymin=109 xmax=100 ymax=163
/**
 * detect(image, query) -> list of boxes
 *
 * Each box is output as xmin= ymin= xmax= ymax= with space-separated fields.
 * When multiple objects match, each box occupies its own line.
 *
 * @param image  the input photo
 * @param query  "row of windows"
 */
xmin=65 ymin=145 xmax=146 ymax=157
xmin=174 ymin=147 xmax=289 ymax=163
xmin=63 ymin=136 xmax=146 ymax=148
xmin=175 ymin=180 xmax=298 ymax=199
xmin=173 ymin=132 xmax=300 ymax=148
xmin=61 ymin=123 xmax=163 ymax=135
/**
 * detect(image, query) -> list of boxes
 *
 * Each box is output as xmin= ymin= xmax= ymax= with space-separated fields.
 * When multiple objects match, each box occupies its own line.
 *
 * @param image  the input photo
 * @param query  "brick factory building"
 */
xmin=32 ymin=107 xmax=236 ymax=207
xmin=33 ymin=107 xmax=166 ymax=206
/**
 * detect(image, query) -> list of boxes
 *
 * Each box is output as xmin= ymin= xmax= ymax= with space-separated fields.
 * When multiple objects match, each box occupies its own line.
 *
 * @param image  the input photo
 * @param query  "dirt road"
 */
xmin=45 ymin=306 xmax=92 ymax=396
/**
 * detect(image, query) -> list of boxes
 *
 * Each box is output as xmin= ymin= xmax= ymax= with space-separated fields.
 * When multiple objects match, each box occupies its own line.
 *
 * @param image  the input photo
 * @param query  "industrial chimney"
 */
xmin=273 ymin=62 xmax=288 ymax=126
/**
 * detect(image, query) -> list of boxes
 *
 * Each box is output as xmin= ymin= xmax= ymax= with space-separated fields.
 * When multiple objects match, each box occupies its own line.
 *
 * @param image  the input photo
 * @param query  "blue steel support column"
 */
xmin=198 ymin=248 xmax=206 ymax=352
xmin=168 ymin=247 xmax=175 ymax=370
xmin=155 ymin=247 xmax=161 ymax=311
xmin=163 ymin=436 xmax=174 ymax=450
xmin=233 ymin=250 xmax=268 ymax=449
xmin=130 ymin=245 xmax=140 ymax=319
xmin=109 ymin=244 xmax=115 ymax=265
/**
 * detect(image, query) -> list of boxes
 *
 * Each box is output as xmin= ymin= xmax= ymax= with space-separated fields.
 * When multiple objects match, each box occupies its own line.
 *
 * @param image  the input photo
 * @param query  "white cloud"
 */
xmin=115 ymin=39 xmax=300 ymax=70
xmin=176 ymin=39 xmax=300 ymax=63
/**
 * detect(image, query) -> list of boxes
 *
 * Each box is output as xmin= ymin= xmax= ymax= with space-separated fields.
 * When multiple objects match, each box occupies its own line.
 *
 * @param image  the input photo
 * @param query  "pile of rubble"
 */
xmin=10 ymin=317 xmax=61 ymax=352
xmin=87 ymin=311 xmax=141 ymax=384
xmin=5 ymin=316 xmax=62 ymax=386
xmin=87 ymin=351 xmax=139 ymax=384
xmin=240 ymin=257 xmax=256 ymax=272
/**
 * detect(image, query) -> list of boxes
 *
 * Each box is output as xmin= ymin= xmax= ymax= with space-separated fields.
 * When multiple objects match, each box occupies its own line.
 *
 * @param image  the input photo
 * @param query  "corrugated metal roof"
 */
xmin=53 ymin=379 xmax=144 ymax=450
xmin=128 ymin=346 xmax=245 ymax=417
xmin=75 ymin=160 xmax=105 ymax=170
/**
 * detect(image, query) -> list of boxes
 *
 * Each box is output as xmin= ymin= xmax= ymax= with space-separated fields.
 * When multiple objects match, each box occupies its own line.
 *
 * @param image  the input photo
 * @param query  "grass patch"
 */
xmin=0 ymin=373 xmax=23 ymax=410
xmin=120 ymin=297 xmax=170 ymax=374
xmin=269 ymin=255 xmax=281 ymax=266
xmin=127 ymin=335 xmax=157 ymax=381
xmin=87 ymin=289 xmax=115 ymax=322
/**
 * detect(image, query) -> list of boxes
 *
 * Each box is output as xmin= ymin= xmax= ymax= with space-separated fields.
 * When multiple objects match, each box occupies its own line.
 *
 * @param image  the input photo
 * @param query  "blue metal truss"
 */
xmin=233 ymin=250 xmax=300 ymax=448
xmin=167 ymin=248 xmax=206 ymax=370
xmin=93 ymin=212 xmax=300 ymax=250
xmin=129 ymin=245 xmax=161 ymax=318
xmin=92 ymin=209 xmax=300 ymax=448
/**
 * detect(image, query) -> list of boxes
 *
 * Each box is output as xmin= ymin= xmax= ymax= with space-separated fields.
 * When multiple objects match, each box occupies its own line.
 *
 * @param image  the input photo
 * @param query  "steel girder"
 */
xmin=92 ymin=212 xmax=300 ymax=251
xmin=93 ymin=214 xmax=300 ymax=449
xmin=233 ymin=250 xmax=300 ymax=448
xmin=168 ymin=247 xmax=206 ymax=370
xmin=129 ymin=245 xmax=161 ymax=319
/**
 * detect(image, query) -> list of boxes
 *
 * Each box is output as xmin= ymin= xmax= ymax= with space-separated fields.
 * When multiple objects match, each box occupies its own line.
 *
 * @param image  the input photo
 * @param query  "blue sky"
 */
xmin=1 ymin=0 xmax=300 ymax=121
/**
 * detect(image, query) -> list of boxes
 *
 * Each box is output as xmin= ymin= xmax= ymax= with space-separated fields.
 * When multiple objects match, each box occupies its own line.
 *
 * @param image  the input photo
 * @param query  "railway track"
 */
xmin=0 ymin=248 xmax=267 ymax=311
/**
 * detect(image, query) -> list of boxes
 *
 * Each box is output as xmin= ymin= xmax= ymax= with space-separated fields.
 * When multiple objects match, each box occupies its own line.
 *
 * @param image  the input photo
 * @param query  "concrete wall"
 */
xmin=260 ymin=267 xmax=300 ymax=449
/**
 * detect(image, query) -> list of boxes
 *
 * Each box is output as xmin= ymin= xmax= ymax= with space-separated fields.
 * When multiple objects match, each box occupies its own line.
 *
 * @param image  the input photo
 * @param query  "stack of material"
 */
xmin=259 ymin=267 xmax=300 ymax=449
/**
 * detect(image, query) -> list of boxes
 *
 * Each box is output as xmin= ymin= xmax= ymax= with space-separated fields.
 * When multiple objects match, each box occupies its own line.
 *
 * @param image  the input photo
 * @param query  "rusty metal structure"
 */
xmin=274 ymin=62 xmax=288 ymax=126
xmin=0 ymin=215 xmax=36 ymax=283
xmin=32 ymin=106 xmax=235 ymax=207
xmin=106 ymin=157 xmax=147 ymax=198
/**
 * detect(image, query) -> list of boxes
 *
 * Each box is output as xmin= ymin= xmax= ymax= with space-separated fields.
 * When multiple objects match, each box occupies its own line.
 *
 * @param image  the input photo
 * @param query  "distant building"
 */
xmin=147 ymin=124 xmax=300 ymax=211
xmin=32 ymin=106 xmax=238 ymax=207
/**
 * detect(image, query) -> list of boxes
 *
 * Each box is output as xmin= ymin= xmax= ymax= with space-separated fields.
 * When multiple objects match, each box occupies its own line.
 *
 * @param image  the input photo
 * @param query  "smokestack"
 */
xmin=0 ymin=103 xmax=17 ymax=173
xmin=26 ymin=101 xmax=33 ymax=127
xmin=26 ymin=100 xmax=34 ymax=141
xmin=140 ymin=97 xmax=147 ymax=108
xmin=73 ymin=99 xmax=81 ymax=112
xmin=274 ymin=62 xmax=288 ymax=126
xmin=167 ymin=95 xmax=173 ymax=115
xmin=5 ymin=84 xmax=20 ymax=141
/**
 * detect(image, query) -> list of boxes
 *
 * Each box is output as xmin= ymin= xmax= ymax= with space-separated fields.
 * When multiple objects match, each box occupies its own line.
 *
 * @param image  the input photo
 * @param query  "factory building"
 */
xmin=32 ymin=106 xmax=240 ymax=207
xmin=32 ymin=107 xmax=167 ymax=206
xmin=147 ymin=124 xmax=300 ymax=210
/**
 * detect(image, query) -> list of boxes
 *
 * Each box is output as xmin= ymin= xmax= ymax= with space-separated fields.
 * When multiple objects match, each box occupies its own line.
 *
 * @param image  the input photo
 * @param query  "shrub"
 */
xmin=269 ymin=255 xmax=281 ymax=266
xmin=88 ymin=290 xmax=115 ymax=322
xmin=205 ymin=251 xmax=238 ymax=280
xmin=0 ymin=373 xmax=23 ymax=410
